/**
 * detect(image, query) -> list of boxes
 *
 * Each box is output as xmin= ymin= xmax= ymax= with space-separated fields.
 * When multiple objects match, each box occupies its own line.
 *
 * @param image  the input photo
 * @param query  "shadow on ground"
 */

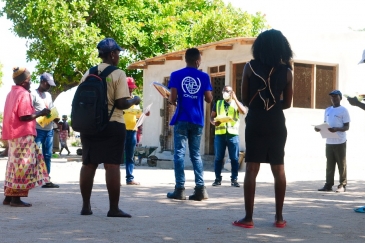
xmin=1 ymin=178 xmax=365 ymax=243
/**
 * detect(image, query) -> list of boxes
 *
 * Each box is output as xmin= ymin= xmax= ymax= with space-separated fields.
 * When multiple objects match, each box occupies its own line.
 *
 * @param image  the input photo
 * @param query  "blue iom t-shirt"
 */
xmin=168 ymin=67 xmax=212 ymax=126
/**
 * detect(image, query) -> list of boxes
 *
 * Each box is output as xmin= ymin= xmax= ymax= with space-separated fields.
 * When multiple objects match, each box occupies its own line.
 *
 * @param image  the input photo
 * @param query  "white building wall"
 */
xmin=140 ymin=31 xmax=365 ymax=164
xmin=141 ymin=42 xmax=253 ymax=163
xmin=288 ymin=31 xmax=365 ymax=94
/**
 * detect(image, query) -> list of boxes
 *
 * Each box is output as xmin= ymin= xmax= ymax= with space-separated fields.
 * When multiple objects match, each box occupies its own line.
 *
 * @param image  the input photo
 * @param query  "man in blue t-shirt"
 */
xmin=167 ymin=48 xmax=213 ymax=201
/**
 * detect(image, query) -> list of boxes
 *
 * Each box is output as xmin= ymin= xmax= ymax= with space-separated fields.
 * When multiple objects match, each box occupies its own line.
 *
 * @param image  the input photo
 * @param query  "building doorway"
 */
xmin=160 ymin=77 xmax=175 ymax=152
xmin=206 ymin=70 xmax=226 ymax=155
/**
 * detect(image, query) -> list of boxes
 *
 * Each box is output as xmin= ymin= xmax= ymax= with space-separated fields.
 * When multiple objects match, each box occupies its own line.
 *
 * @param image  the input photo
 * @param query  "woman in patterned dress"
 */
xmin=2 ymin=67 xmax=51 ymax=207
xmin=59 ymin=115 xmax=71 ymax=155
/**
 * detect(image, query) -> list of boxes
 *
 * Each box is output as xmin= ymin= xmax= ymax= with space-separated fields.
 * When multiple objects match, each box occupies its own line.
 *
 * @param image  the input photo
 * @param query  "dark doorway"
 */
xmin=206 ymin=75 xmax=226 ymax=155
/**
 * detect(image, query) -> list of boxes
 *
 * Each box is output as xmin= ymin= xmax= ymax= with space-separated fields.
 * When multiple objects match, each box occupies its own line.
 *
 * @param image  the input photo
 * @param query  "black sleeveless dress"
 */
xmin=244 ymin=60 xmax=289 ymax=165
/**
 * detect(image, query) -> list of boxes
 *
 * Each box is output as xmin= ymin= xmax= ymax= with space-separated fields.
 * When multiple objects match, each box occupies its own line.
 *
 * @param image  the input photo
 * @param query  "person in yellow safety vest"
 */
xmin=123 ymin=77 xmax=150 ymax=185
xmin=210 ymin=85 xmax=247 ymax=187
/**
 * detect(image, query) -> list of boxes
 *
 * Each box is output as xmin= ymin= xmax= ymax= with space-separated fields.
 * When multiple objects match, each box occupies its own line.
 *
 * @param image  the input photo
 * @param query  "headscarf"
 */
xmin=12 ymin=67 xmax=30 ymax=84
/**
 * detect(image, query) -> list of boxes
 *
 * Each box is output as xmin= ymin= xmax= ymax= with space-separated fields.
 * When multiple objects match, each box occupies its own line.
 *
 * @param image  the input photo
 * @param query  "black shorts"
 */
xmin=81 ymin=122 xmax=126 ymax=165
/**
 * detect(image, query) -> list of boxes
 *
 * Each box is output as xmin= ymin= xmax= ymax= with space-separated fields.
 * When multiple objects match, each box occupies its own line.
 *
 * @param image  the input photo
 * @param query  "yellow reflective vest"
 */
xmin=215 ymin=100 xmax=239 ymax=135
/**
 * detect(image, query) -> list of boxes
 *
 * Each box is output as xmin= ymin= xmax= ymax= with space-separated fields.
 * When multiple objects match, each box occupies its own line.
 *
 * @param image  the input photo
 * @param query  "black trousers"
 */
xmin=325 ymin=142 xmax=347 ymax=187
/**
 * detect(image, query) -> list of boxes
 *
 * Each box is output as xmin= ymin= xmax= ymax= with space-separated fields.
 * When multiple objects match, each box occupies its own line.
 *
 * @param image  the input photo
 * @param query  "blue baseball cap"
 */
xmin=97 ymin=38 xmax=123 ymax=54
xmin=40 ymin=72 xmax=56 ymax=86
xmin=329 ymin=90 xmax=342 ymax=99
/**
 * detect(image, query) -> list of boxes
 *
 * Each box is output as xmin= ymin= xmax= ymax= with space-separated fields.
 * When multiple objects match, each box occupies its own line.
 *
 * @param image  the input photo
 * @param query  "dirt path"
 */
xmin=1 ymin=144 xmax=365 ymax=243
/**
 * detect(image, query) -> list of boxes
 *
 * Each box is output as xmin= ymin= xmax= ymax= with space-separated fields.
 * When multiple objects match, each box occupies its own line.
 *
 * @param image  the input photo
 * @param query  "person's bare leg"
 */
xmin=235 ymin=162 xmax=260 ymax=226
xmin=105 ymin=163 xmax=131 ymax=217
xmin=79 ymin=163 xmax=97 ymax=214
xmin=271 ymin=164 xmax=286 ymax=223
xmin=66 ymin=145 xmax=71 ymax=155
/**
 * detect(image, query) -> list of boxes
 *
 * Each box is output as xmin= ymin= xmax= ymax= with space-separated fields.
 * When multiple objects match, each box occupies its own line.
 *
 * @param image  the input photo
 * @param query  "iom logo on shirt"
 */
xmin=181 ymin=76 xmax=201 ymax=99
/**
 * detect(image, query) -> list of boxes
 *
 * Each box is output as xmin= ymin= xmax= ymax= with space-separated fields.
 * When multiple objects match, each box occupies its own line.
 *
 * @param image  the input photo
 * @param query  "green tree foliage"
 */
xmin=1 ymin=0 xmax=267 ymax=96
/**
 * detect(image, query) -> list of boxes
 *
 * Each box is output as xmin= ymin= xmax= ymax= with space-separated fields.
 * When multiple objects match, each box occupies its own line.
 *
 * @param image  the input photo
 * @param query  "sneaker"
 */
xmin=212 ymin=179 xmax=221 ymax=186
xmin=231 ymin=180 xmax=240 ymax=187
xmin=42 ymin=182 xmax=60 ymax=188
xmin=335 ymin=185 xmax=346 ymax=192
xmin=318 ymin=185 xmax=332 ymax=191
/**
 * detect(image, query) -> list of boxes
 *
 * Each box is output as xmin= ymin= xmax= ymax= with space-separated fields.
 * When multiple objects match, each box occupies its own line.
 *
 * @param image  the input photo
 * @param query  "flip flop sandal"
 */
xmin=274 ymin=220 xmax=287 ymax=228
xmin=232 ymin=220 xmax=254 ymax=228
xmin=354 ymin=206 xmax=365 ymax=213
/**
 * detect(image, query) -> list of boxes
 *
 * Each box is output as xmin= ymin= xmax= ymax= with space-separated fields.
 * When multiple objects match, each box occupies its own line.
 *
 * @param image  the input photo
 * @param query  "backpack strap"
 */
xmin=89 ymin=65 xmax=98 ymax=75
xmin=98 ymin=65 xmax=119 ymax=120
xmin=99 ymin=65 xmax=118 ymax=78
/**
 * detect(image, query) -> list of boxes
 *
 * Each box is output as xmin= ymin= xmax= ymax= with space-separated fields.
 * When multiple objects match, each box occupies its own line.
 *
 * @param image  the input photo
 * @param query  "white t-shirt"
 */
xmin=324 ymin=105 xmax=350 ymax=144
xmin=31 ymin=89 xmax=54 ymax=131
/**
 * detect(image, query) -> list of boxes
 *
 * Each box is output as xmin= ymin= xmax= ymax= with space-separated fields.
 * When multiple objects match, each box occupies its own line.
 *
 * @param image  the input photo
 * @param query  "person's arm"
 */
xmin=115 ymin=96 xmax=141 ymax=110
xmin=347 ymin=97 xmax=365 ymax=110
xmin=328 ymin=122 xmax=349 ymax=133
xmin=204 ymin=75 xmax=213 ymax=104
xmin=169 ymin=88 xmax=177 ymax=106
xmin=204 ymin=91 xmax=213 ymax=103
xmin=210 ymin=103 xmax=221 ymax=126
xmin=19 ymin=108 xmax=50 ymax=121
xmin=241 ymin=63 xmax=251 ymax=106
xmin=281 ymin=68 xmax=293 ymax=110
xmin=231 ymin=91 xmax=247 ymax=114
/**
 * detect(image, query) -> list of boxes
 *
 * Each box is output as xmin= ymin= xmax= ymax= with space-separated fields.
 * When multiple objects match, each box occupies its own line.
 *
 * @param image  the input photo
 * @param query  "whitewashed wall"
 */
xmin=140 ymin=31 xmax=365 ymax=164
xmin=141 ymin=42 xmax=253 ymax=162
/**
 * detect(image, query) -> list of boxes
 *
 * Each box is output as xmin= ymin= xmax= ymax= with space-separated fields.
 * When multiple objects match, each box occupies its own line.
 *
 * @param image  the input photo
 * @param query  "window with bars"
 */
xmin=293 ymin=63 xmax=337 ymax=109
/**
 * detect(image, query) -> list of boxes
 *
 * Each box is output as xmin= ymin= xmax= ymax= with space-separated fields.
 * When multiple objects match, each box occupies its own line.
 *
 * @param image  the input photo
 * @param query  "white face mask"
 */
xmin=223 ymin=92 xmax=231 ymax=100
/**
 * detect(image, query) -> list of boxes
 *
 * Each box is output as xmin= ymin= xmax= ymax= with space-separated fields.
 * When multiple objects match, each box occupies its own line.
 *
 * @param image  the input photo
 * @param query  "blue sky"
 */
xmin=0 ymin=0 xmax=364 ymax=115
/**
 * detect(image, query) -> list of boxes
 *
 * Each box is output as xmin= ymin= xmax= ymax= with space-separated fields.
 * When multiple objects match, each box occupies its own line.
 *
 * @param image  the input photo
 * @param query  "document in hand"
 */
xmin=214 ymin=116 xmax=234 ymax=123
xmin=133 ymin=103 xmax=153 ymax=130
xmin=152 ymin=82 xmax=170 ymax=99
xmin=36 ymin=107 xmax=59 ymax=128
xmin=314 ymin=123 xmax=339 ymax=139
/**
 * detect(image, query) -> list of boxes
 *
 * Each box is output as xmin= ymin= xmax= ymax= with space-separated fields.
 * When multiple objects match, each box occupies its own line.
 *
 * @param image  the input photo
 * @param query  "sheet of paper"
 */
xmin=214 ymin=116 xmax=234 ymax=123
xmin=143 ymin=103 xmax=153 ymax=114
xmin=152 ymin=82 xmax=170 ymax=99
xmin=314 ymin=123 xmax=340 ymax=139
xmin=133 ymin=103 xmax=153 ymax=130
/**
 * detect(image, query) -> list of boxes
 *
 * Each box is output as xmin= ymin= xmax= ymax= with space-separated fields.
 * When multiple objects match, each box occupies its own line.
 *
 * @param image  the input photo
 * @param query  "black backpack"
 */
xmin=71 ymin=65 xmax=118 ymax=135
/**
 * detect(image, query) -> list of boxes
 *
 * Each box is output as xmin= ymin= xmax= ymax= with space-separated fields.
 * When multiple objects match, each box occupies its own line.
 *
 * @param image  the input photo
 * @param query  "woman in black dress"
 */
xmin=233 ymin=29 xmax=293 ymax=228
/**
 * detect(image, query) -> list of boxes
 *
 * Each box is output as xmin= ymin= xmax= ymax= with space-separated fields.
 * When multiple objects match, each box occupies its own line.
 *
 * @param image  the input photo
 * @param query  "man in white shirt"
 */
xmin=315 ymin=90 xmax=350 ymax=192
xmin=32 ymin=73 xmax=59 ymax=188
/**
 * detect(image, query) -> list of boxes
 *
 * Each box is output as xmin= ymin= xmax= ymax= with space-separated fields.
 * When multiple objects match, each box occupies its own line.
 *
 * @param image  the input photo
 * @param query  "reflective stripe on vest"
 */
xmin=215 ymin=100 xmax=239 ymax=135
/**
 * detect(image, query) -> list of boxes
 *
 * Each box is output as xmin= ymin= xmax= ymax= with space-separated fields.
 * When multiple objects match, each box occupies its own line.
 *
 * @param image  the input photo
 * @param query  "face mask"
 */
xmin=223 ymin=92 xmax=231 ymax=100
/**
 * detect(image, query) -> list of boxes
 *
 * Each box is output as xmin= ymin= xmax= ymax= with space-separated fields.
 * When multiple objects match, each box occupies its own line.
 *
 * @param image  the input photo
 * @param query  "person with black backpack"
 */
xmin=76 ymin=38 xmax=140 ymax=218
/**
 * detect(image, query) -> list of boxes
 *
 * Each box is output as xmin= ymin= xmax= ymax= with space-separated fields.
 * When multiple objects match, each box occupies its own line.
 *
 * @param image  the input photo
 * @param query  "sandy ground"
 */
xmin=1 ymin=140 xmax=365 ymax=243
